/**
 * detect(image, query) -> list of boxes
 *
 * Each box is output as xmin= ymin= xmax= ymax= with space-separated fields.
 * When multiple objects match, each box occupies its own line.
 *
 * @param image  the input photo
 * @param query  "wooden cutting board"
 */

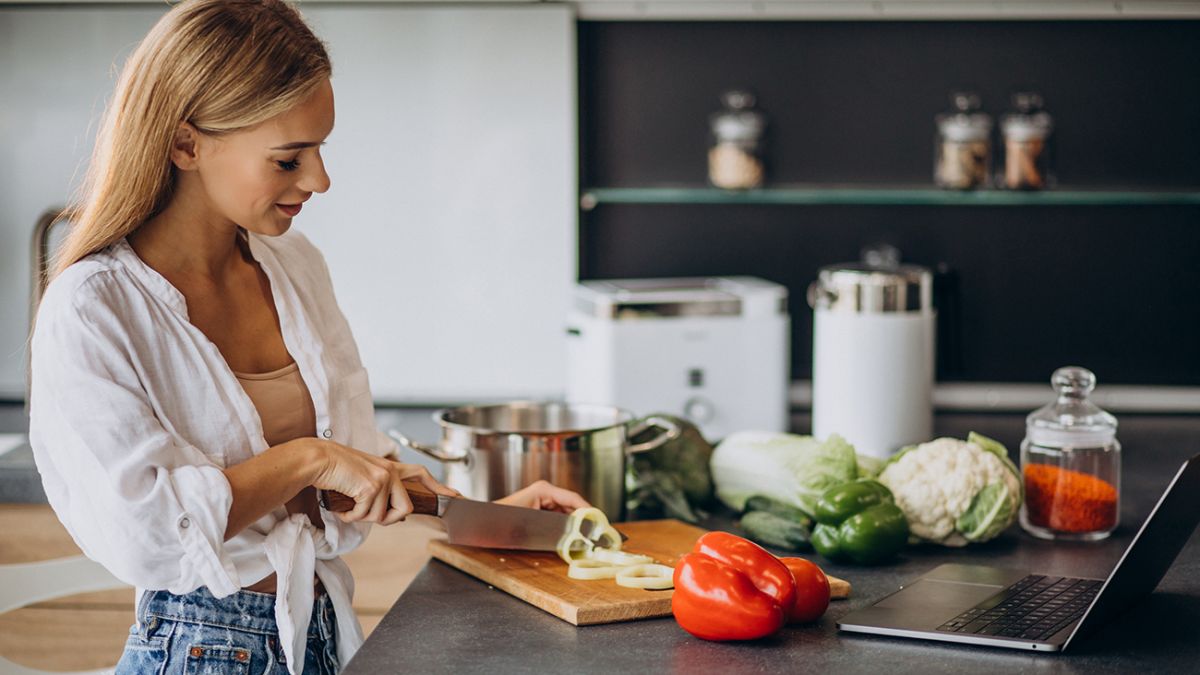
xmin=427 ymin=519 xmax=703 ymax=626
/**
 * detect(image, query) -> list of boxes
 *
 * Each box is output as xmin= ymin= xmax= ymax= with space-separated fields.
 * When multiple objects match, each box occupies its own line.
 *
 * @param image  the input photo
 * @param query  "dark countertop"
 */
xmin=344 ymin=414 xmax=1200 ymax=674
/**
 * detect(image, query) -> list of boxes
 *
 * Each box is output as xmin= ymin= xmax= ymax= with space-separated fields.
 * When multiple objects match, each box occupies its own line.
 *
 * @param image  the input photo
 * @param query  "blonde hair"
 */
xmin=48 ymin=0 xmax=331 ymax=283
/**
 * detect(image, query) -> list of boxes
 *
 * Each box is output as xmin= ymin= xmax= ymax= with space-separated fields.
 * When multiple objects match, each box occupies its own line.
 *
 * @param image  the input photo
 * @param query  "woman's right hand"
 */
xmin=305 ymin=439 xmax=460 ymax=525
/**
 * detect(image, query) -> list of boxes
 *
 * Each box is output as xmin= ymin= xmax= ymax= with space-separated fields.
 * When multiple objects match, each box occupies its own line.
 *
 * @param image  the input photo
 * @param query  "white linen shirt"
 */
xmin=28 ymin=228 xmax=398 ymax=675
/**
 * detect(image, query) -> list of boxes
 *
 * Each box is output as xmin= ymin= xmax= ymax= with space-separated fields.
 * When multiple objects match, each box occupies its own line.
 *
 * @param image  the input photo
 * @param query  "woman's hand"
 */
xmin=306 ymin=439 xmax=460 ymax=525
xmin=494 ymin=480 xmax=591 ymax=513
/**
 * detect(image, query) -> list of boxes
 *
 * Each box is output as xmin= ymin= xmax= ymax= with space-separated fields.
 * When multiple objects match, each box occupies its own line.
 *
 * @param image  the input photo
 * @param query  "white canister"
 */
xmin=809 ymin=263 xmax=935 ymax=459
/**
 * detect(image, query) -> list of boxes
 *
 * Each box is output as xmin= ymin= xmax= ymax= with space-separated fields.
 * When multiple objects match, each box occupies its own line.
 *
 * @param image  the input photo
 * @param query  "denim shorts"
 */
xmin=115 ymin=585 xmax=339 ymax=675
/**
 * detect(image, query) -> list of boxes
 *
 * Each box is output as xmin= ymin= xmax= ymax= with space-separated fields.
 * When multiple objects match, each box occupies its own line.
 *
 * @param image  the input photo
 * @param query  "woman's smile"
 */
xmin=276 ymin=202 xmax=303 ymax=217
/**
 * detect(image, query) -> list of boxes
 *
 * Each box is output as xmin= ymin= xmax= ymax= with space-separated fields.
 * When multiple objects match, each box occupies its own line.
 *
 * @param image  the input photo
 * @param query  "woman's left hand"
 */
xmin=495 ymin=480 xmax=591 ymax=513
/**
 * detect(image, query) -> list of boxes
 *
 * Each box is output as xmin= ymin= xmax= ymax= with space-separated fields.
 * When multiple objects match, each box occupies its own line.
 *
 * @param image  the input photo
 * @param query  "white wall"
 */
xmin=0 ymin=3 xmax=576 ymax=403
xmin=0 ymin=6 xmax=164 ymax=399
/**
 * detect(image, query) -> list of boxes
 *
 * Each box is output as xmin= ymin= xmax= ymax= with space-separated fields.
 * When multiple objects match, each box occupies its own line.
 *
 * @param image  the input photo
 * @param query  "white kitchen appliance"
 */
xmin=809 ymin=262 xmax=935 ymax=459
xmin=566 ymin=277 xmax=789 ymax=441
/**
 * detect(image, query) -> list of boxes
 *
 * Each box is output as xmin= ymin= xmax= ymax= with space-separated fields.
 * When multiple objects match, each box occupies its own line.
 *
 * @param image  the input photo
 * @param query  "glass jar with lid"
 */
xmin=1020 ymin=366 xmax=1120 ymax=541
xmin=934 ymin=91 xmax=992 ymax=190
xmin=708 ymin=90 xmax=766 ymax=190
xmin=1000 ymin=91 xmax=1054 ymax=190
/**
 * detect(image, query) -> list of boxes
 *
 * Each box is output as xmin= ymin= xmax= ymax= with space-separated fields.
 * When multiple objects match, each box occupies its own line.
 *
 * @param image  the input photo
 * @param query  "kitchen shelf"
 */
xmin=579 ymin=186 xmax=1200 ymax=210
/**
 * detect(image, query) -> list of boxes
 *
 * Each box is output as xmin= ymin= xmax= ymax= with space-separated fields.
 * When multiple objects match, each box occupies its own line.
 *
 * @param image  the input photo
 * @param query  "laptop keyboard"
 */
xmin=936 ymin=574 xmax=1103 ymax=641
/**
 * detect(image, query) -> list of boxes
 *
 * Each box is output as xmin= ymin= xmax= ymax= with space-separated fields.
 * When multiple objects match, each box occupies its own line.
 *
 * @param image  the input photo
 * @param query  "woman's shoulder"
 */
xmin=39 ymin=245 xmax=130 ymax=319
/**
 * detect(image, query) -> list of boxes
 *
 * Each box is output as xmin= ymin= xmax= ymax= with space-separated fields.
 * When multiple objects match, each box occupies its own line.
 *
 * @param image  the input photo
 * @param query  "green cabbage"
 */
xmin=710 ymin=432 xmax=858 ymax=517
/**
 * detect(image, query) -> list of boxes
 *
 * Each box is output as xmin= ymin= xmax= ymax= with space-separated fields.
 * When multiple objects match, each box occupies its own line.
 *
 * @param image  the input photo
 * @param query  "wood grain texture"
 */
xmin=0 ymin=606 xmax=130 ymax=671
xmin=428 ymin=519 xmax=704 ymax=626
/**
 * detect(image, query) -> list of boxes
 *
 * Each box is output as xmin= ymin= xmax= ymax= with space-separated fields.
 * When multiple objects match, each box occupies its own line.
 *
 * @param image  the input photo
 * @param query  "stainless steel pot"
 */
xmin=388 ymin=401 xmax=680 ymax=520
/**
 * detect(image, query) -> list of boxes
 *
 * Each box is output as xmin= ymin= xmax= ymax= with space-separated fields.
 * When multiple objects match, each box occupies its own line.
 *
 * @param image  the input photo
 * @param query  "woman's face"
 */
xmin=188 ymin=78 xmax=335 ymax=237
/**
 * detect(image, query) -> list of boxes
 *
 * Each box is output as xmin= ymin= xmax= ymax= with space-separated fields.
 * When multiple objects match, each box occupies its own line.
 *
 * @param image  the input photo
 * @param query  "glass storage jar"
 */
xmin=1000 ymin=91 xmax=1054 ymax=190
xmin=708 ymin=90 xmax=766 ymax=190
xmin=1020 ymin=366 xmax=1120 ymax=541
xmin=934 ymin=92 xmax=992 ymax=190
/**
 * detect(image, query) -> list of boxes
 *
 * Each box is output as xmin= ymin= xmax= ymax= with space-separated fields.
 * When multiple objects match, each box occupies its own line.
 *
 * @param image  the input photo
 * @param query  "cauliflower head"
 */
xmin=877 ymin=434 xmax=1021 ymax=546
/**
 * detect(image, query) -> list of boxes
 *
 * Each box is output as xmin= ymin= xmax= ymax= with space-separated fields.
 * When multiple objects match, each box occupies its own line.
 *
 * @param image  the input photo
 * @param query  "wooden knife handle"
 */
xmin=321 ymin=480 xmax=440 ymax=516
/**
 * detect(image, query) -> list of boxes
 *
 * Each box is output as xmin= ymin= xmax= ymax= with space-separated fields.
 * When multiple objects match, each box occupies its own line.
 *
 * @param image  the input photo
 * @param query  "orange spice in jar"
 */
xmin=1019 ymin=367 xmax=1120 ymax=541
xmin=1023 ymin=464 xmax=1118 ymax=533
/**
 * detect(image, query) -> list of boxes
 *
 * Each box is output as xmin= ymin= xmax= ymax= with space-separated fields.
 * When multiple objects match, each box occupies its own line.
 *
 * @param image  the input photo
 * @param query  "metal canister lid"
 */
xmin=808 ymin=263 xmax=933 ymax=314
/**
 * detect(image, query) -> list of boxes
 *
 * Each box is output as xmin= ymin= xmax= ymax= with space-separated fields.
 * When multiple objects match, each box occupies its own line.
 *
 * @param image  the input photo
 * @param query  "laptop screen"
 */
xmin=1066 ymin=453 xmax=1200 ymax=648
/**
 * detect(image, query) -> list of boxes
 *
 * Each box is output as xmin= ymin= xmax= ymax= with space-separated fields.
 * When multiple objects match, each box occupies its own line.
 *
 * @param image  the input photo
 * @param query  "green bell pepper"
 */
xmin=810 ymin=480 xmax=909 ymax=565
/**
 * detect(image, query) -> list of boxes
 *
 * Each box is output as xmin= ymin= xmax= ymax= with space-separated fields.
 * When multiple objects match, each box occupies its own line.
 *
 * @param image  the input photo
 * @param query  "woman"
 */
xmin=27 ymin=1 xmax=587 ymax=673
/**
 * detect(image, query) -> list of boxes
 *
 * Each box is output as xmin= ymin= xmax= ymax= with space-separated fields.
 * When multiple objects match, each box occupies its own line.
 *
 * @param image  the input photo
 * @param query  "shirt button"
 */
xmin=322 ymin=428 xmax=332 ymax=439
xmin=179 ymin=517 xmax=191 ymax=529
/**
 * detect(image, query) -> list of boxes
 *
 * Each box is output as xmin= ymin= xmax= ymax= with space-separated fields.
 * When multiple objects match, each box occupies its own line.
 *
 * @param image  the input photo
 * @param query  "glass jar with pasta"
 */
xmin=934 ymin=92 xmax=992 ymax=190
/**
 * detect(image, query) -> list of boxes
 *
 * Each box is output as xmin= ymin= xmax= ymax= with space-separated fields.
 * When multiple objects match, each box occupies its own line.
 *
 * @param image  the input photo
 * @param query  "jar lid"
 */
xmin=1001 ymin=92 xmax=1053 ymax=141
xmin=936 ymin=91 xmax=992 ymax=143
xmin=808 ymin=263 xmax=933 ymax=314
xmin=1026 ymin=366 xmax=1118 ymax=447
xmin=710 ymin=90 xmax=765 ymax=142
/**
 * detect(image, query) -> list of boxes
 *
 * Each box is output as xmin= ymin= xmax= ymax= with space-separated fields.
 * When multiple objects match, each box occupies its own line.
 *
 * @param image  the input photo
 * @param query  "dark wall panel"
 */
xmin=580 ymin=21 xmax=1200 ymax=187
xmin=580 ymin=204 xmax=1199 ymax=385
xmin=578 ymin=21 xmax=1200 ymax=386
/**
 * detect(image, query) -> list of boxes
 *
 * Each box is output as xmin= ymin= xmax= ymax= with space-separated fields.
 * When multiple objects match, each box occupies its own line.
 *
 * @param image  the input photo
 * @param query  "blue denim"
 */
xmin=115 ymin=586 xmax=339 ymax=674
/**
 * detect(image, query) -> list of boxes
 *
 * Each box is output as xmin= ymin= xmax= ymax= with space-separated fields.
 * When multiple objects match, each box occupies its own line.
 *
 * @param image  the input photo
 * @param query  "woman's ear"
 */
xmin=169 ymin=122 xmax=201 ymax=171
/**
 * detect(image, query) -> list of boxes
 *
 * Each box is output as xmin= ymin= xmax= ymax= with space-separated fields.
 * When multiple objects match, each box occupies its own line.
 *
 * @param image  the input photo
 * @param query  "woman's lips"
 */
xmin=277 ymin=203 xmax=302 ymax=217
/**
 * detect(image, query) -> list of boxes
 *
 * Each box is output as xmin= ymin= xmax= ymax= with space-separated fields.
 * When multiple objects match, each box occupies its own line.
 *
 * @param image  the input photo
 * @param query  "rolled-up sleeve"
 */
xmin=28 ymin=274 xmax=240 ymax=596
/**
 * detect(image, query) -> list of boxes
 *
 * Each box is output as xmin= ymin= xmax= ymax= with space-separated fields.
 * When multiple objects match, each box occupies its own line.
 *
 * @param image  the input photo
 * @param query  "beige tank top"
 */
xmin=235 ymin=360 xmax=323 ymax=592
xmin=233 ymin=361 xmax=317 ymax=448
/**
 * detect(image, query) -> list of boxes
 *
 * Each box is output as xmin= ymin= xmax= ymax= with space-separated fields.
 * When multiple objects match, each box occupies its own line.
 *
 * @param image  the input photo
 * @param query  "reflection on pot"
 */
xmin=389 ymin=401 xmax=679 ymax=521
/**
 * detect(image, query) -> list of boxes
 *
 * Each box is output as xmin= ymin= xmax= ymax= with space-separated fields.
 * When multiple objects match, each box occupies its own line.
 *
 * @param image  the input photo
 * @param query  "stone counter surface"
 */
xmin=343 ymin=414 xmax=1200 ymax=674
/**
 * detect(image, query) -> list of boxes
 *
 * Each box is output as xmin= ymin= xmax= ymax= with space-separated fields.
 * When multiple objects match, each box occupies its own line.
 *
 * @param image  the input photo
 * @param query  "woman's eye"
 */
xmin=276 ymin=159 xmax=301 ymax=171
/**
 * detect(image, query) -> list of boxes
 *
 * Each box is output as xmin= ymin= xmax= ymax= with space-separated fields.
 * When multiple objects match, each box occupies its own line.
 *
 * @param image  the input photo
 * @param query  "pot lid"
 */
xmin=809 ymin=263 xmax=933 ymax=314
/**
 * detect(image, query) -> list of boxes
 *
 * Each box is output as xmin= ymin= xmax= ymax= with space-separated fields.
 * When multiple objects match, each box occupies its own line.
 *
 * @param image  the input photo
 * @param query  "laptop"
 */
xmin=838 ymin=453 xmax=1200 ymax=652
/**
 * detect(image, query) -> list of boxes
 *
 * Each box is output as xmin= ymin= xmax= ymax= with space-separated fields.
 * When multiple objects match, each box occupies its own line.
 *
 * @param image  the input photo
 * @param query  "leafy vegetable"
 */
xmin=876 ymin=433 xmax=1022 ymax=547
xmin=739 ymin=511 xmax=812 ymax=552
xmin=710 ymin=431 xmax=858 ymax=517
xmin=625 ymin=415 xmax=715 ymax=523
xmin=855 ymin=454 xmax=885 ymax=479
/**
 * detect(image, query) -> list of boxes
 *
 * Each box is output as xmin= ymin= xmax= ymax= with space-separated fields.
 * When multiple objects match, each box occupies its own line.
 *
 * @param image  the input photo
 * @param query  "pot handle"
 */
xmin=387 ymin=429 xmax=469 ymax=464
xmin=625 ymin=416 xmax=682 ymax=455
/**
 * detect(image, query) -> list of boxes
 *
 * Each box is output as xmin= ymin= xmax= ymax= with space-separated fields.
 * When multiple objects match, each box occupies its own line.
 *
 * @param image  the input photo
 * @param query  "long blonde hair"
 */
xmin=48 ymin=0 xmax=331 ymax=283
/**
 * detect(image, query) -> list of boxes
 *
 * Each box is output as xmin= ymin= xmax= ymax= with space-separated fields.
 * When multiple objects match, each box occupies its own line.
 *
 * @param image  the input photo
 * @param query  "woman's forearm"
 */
xmin=222 ymin=439 xmax=325 ymax=540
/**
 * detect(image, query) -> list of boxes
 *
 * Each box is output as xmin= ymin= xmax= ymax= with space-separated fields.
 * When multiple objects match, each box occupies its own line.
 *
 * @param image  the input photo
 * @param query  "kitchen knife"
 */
xmin=320 ymin=482 xmax=622 ymax=550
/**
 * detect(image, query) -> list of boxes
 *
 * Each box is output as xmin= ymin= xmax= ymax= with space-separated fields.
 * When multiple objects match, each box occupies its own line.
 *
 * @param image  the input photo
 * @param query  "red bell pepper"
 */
xmin=779 ymin=557 xmax=831 ymax=623
xmin=671 ymin=531 xmax=798 ymax=641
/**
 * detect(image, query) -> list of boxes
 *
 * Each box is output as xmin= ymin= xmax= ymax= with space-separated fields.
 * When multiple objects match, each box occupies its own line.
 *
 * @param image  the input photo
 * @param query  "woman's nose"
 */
xmin=299 ymin=154 xmax=331 ymax=194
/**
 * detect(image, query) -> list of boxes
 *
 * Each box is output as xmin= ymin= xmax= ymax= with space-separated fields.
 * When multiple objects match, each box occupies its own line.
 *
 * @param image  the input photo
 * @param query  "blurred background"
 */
xmin=1 ymin=1 xmax=1198 ymax=671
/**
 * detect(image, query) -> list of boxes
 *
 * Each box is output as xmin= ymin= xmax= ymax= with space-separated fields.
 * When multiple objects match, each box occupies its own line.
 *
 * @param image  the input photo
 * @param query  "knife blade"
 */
xmin=320 ymin=481 xmax=622 ymax=550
